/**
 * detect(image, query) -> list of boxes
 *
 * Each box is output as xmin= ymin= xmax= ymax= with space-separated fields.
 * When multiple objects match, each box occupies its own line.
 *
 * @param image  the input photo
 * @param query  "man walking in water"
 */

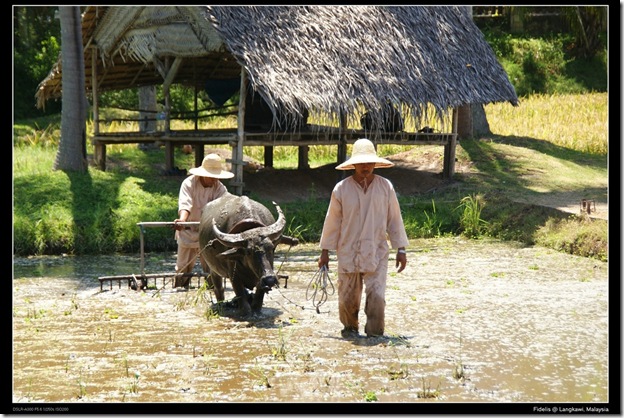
xmin=318 ymin=138 xmax=408 ymax=339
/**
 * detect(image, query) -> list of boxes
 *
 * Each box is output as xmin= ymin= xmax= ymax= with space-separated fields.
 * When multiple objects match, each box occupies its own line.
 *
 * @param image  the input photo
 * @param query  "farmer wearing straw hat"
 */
xmin=318 ymin=138 xmax=409 ymax=338
xmin=172 ymin=153 xmax=234 ymax=287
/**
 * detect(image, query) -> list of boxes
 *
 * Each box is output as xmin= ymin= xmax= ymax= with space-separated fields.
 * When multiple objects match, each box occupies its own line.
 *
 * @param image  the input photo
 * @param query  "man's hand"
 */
xmin=396 ymin=250 xmax=407 ymax=273
xmin=172 ymin=219 xmax=185 ymax=231
xmin=318 ymin=249 xmax=330 ymax=270
xmin=174 ymin=210 xmax=190 ymax=231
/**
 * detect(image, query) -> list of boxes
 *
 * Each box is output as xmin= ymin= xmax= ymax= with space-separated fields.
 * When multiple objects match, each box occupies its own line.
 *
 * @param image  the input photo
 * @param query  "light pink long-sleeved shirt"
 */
xmin=319 ymin=174 xmax=409 ymax=273
xmin=176 ymin=175 xmax=227 ymax=248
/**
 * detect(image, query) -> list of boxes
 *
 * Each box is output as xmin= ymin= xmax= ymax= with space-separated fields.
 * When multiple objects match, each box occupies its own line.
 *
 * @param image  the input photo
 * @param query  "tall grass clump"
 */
xmin=456 ymin=194 xmax=488 ymax=239
xmin=13 ymin=124 xmax=60 ymax=149
xmin=418 ymin=199 xmax=443 ymax=238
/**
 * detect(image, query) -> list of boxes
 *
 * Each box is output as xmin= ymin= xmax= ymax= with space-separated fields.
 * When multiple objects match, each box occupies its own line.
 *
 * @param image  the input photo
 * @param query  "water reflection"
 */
xmin=13 ymin=253 xmax=179 ymax=281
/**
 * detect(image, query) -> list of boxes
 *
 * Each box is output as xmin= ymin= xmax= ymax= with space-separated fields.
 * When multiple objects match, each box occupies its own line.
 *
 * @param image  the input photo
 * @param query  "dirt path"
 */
xmin=12 ymin=238 xmax=610 ymax=412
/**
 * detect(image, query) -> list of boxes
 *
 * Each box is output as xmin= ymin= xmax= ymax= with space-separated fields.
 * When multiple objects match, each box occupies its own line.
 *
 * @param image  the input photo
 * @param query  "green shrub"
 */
xmin=535 ymin=216 xmax=608 ymax=261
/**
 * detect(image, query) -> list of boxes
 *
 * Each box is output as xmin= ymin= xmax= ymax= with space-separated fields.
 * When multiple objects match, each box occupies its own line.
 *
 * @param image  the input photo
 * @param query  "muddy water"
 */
xmin=12 ymin=238 xmax=611 ymax=412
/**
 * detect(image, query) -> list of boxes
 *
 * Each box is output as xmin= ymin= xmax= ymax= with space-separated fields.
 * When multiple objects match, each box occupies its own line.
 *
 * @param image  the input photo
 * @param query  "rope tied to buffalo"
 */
xmin=306 ymin=266 xmax=335 ymax=313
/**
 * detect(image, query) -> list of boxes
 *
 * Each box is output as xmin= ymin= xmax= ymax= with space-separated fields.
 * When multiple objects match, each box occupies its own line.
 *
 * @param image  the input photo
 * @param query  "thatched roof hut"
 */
xmin=35 ymin=6 xmax=518 ymax=191
xmin=207 ymin=6 xmax=518 ymax=126
xmin=36 ymin=6 xmax=517 ymax=117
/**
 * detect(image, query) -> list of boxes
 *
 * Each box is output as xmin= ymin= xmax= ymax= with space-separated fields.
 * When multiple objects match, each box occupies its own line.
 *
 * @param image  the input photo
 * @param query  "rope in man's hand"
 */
xmin=306 ymin=266 xmax=335 ymax=313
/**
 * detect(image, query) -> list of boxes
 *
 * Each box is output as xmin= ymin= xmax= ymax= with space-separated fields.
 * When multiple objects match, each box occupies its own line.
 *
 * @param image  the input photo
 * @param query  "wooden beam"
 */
xmin=233 ymin=69 xmax=247 ymax=196
xmin=443 ymin=108 xmax=459 ymax=179
xmin=264 ymin=146 xmax=273 ymax=168
xmin=91 ymin=131 xmax=453 ymax=146
xmin=338 ymin=111 xmax=348 ymax=164
xmin=165 ymin=141 xmax=175 ymax=173
xmin=298 ymin=146 xmax=310 ymax=169
xmin=152 ymin=55 xmax=167 ymax=80
xmin=194 ymin=144 xmax=204 ymax=168
xmin=91 ymin=45 xmax=100 ymax=136
xmin=163 ymin=57 xmax=184 ymax=92
xmin=94 ymin=143 xmax=106 ymax=171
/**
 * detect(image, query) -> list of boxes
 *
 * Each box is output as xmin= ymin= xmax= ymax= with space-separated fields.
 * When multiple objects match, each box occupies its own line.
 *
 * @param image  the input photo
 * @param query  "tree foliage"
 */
xmin=560 ymin=6 xmax=607 ymax=59
xmin=13 ymin=6 xmax=62 ymax=118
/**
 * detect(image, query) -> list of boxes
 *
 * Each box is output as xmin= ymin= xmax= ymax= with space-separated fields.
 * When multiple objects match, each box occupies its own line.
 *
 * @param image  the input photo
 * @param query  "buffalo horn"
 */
xmin=212 ymin=202 xmax=286 ymax=247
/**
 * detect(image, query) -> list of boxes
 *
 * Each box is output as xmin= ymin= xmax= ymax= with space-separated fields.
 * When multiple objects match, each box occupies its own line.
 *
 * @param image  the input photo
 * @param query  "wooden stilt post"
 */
xmin=232 ymin=69 xmax=248 ymax=196
xmin=443 ymin=108 xmax=459 ymax=179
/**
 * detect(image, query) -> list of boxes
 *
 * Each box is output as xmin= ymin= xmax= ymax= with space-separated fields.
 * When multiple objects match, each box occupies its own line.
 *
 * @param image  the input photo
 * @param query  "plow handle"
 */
xmin=137 ymin=221 xmax=200 ymax=275
xmin=137 ymin=221 xmax=200 ymax=227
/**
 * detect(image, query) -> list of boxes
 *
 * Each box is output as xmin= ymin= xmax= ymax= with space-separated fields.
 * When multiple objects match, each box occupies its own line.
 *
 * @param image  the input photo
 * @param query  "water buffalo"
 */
xmin=199 ymin=193 xmax=299 ymax=316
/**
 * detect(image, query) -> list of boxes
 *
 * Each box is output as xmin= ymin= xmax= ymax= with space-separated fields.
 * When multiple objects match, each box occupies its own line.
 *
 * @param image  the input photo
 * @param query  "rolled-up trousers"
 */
xmin=337 ymin=256 xmax=388 ymax=337
xmin=176 ymin=245 xmax=209 ymax=274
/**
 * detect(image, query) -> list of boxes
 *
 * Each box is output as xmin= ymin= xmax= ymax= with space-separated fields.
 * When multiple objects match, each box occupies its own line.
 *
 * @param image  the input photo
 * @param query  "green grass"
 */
xmin=534 ymin=216 xmax=608 ymax=260
xmin=13 ymin=92 xmax=608 ymax=261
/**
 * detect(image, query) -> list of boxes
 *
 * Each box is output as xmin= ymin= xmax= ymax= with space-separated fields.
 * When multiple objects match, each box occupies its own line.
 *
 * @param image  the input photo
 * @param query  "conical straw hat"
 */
xmin=335 ymin=138 xmax=394 ymax=170
xmin=188 ymin=153 xmax=235 ymax=179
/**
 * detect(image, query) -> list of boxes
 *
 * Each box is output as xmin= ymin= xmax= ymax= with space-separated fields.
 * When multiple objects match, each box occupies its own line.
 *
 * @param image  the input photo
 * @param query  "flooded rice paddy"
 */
xmin=12 ymin=238 xmax=612 ymax=414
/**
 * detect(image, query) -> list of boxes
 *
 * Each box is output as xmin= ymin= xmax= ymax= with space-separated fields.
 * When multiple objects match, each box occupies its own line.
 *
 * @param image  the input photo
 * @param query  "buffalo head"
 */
xmin=200 ymin=197 xmax=298 ymax=316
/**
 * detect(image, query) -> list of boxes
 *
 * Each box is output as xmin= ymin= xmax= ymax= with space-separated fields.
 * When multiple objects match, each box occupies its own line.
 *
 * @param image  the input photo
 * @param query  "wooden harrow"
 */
xmin=98 ymin=221 xmax=204 ymax=291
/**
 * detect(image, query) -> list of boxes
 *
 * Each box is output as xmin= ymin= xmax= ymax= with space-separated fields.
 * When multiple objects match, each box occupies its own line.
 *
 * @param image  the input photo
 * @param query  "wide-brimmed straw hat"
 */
xmin=335 ymin=138 xmax=394 ymax=170
xmin=189 ymin=153 xmax=234 ymax=179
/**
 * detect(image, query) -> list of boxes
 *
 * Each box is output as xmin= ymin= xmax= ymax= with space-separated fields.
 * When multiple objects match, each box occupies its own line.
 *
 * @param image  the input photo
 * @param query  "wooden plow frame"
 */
xmin=98 ymin=221 xmax=206 ymax=291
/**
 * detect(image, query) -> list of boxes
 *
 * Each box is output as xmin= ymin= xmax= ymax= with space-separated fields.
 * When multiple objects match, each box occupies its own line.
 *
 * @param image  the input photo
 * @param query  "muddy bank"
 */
xmin=12 ymin=238 xmax=611 ymax=413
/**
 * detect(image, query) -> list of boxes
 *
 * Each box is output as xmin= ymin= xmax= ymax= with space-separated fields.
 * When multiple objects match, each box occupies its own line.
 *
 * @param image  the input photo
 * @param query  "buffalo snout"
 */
xmin=260 ymin=275 xmax=278 ymax=291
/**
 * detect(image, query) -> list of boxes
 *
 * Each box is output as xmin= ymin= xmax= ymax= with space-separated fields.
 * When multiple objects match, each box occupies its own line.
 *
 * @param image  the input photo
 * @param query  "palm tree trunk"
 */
xmin=54 ymin=6 xmax=87 ymax=172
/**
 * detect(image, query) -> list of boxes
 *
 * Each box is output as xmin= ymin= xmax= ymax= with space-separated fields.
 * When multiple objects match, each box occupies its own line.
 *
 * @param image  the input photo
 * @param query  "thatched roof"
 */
xmin=207 ymin=6 xmax=518 ymax=123
xmin=35 ymin=6 xmax=240 ymax=109
xmin=36 ymin=5 xmax=518 ymax=126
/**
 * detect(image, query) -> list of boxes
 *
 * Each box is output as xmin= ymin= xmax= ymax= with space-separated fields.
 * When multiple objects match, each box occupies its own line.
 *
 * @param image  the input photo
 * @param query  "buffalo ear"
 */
xmin=218 ymin=248 xmax=240 ymax=257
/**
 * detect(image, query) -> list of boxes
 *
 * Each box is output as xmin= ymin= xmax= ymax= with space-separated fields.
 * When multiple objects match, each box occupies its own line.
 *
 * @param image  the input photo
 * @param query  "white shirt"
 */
xmin=319 ymin=174 xmax=409 ymax=273
xmin=176 ymin=175 xmax=227 ymax=248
